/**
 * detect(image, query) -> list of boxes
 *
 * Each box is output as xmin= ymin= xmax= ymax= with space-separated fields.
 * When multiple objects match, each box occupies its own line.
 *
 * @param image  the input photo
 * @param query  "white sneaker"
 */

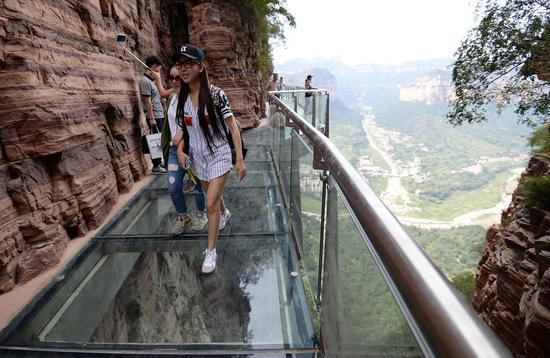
xmin=219 ymin=209 xmax=231 ymax=231
xmin=189 ymin=211 xmax=208 ymax=232
xmin=175 ymin=213 xmax=191 ymax=234
xmin=202 ymin=248 xmax=217 ymax=273
xmin=152 ymin=166 xmax=167 ymax=175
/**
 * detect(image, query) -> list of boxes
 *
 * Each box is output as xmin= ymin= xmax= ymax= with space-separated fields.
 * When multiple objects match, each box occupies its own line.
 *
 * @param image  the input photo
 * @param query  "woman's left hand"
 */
xmin=235 ymin=160 xmax=246 ymax=181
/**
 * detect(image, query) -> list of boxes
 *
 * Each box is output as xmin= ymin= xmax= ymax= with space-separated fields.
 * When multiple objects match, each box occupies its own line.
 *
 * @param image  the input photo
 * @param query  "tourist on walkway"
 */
xmin=140 ymin=56 xmax=168 ymax=174
xmin=155 ymin=67 xmax=207 ymax=234
xmin=277 ymin=76 xmax=285 ymax=91
xmin=304 ymin=74 xmax=314 ymax=115
xmin=173 ymin=44 xmax=246 ymax=273
xmin=267 ymin=73 xmax=279 ymax=92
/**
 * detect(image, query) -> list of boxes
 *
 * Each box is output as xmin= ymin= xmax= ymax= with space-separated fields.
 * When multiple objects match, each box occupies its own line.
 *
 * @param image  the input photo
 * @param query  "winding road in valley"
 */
xmin=361 ymin=111 xmax=524 ymax=229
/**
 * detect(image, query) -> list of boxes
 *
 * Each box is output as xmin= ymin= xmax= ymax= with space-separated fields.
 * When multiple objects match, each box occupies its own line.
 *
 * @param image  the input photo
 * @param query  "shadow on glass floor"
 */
xmin=1 ymin=236 xmax=316 ymax=351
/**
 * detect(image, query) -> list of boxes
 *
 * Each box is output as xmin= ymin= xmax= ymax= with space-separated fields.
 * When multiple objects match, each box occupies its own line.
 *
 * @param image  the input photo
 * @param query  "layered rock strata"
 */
xmin=0 ymin=0 xmax=265 ymax=294
xmin=474 ymin=154 xmax=550 ymax=357
xmin=189 ymin=2 xmax=265 ymax=127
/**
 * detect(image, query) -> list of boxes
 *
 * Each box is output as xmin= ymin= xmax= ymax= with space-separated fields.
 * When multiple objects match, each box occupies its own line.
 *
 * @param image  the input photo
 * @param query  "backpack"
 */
xmin=210 ymin=86 xmax=248 ymax=165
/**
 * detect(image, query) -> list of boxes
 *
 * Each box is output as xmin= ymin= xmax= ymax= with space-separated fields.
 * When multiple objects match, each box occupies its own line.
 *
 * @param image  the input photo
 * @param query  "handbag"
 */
xmin=146 ymin=132 xmax=163 ymax=159
xmin=142 ymin=126 xmax=162 ymax=159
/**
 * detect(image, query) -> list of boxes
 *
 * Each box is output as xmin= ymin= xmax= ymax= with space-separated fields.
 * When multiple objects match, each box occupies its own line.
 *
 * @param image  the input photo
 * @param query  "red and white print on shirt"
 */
xmin=184 ymin=112 xmax=192 ymax=126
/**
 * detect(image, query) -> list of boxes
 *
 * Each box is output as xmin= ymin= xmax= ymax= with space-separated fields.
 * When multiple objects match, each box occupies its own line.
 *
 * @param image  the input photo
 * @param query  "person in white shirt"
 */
xmin=157 ymin=67 xmax=207 ymax=234
xmin=173 ymin=44 xmax=246 ymax=273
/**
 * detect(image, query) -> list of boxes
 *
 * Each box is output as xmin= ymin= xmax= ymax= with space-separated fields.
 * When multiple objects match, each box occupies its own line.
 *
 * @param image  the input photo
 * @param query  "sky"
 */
xmin=273 ymin=0 xmax=478 ymax=66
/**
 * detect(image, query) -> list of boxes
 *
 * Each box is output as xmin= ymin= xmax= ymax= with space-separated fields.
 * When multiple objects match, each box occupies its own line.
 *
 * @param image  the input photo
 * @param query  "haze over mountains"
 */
xmin=276 ymin=57 xmax=453 ymax=101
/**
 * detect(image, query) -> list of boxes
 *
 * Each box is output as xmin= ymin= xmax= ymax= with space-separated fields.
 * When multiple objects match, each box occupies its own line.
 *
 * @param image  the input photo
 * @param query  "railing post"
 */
xmin=312 ymin=92 xmax=317 ymax=127
xmin=316 ymin=171 xmax=328 ymax=307
xmin=325 ymin=92 xmax=330 ymax=137
xmin=320 ymin=178 xmax=340 ymax=356
xmin=290 ymin=129 xmax=303 ymax=250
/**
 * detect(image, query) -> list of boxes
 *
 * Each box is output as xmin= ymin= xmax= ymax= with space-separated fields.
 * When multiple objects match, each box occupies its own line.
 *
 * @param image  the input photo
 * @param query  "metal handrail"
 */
xmin=268 ymin=93 xmax=511 ymax=358
xmin=268 ymin=89 xmax=328 ymax=94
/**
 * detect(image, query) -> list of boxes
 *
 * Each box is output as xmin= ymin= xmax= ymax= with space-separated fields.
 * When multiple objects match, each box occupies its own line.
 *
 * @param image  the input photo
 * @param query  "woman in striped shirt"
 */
xmin=173 ymin=44 xmax=246 ymax=274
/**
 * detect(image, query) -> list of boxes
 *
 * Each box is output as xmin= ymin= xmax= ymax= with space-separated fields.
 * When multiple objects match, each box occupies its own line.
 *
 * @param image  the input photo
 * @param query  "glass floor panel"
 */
xmin=0 ymin=135 xmax=318 ymax=355
xmin=147 ymin=161 xmax=277 ymax=190
xmin=97 ymin=187 xmax=285 ymax=237
xmin=1 ymin=236 xmax=316 ymax=350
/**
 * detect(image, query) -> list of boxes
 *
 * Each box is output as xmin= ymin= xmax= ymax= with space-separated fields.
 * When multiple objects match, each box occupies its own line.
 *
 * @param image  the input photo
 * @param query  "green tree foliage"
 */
xmin=405 ymin=226 xmax=486 ymax=276
xmin=449 ymin=0 xmax=550 ymax=126
xmin=236 ymin=1 xmax=296 ymax=80
xmin=528 ymin=124 xmax=550 ymax=154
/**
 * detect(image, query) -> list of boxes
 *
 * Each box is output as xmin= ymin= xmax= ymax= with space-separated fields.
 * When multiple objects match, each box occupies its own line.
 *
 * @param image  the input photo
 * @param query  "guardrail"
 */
xmin=267 ymin=92 xmax=511 ymax=358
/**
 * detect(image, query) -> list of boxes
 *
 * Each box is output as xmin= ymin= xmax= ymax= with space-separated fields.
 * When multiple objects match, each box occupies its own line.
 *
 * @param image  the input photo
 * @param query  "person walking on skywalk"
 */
xmin=140 ymin=56 xmax=168 ymax=174
xmin=152 ymin=66 xmax=207 ymax=235
xmin=173 ymin=44 xmax=246 ymax=274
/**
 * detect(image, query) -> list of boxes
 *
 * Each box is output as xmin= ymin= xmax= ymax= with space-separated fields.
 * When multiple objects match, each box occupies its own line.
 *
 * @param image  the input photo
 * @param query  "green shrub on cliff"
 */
xmin=519 ymin=176 xmax=550 ymax=209
xmin=451 ymin=271 xmax=476 ymax=301
xmin=528 ymin=125 xmax=550 ymax=154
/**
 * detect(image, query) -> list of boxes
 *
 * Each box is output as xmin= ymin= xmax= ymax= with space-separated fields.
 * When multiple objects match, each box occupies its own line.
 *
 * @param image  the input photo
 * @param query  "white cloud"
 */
xmin=273 ymin=0 xmax=477 ymax=65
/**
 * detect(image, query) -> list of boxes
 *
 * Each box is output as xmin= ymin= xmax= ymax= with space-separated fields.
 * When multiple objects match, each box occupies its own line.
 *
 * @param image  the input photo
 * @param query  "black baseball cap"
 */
xmin=173 ymin=44 xmax=205 ymax=63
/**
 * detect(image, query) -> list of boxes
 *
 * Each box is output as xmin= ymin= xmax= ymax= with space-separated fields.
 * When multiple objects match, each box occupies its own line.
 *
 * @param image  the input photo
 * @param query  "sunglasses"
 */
xmin=169 ymin=76 xmax=180 ymax=81
xmin=175 ymin=60 xmax=200 ymax=70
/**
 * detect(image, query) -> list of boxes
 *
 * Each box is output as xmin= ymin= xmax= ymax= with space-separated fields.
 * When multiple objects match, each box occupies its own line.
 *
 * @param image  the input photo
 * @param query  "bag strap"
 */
xmin=210 ymin=86 xmax=235 ymax=149
xmin=211 ymin=85 xmax=242 ymax=130
xmin=150 ymin=124 xmax=160 ymax=134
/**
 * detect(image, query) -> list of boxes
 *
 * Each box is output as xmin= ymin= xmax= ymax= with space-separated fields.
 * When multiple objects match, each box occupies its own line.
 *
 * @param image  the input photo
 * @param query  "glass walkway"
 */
xmin=0 ymin=90 xmax=511 ymax=357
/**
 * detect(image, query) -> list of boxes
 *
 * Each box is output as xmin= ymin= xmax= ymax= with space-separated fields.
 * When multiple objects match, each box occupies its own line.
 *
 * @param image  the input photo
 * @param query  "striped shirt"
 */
xmin=176 ymin=88 xmax=234 ymax=181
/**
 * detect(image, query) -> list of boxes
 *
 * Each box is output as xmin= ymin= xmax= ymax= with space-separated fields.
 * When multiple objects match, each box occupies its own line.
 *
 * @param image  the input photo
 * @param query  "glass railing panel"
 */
xmin=297 ymin=92 xmax=306 ymax=120
xmin=289 ymin=130 xmax=324 ymax=301
xmin=280 ymin=92 xmax=295 ymax=108
xmin=270 ymin=105 xmax=282 ymax=170
xmin=313 ymin=93 xmax=328 ymax=132
xmin=321 ymin=179 xmax=423 ymax=357
xmin=3 ymin=235 xmax=316 ymax=349
xmin=279 ymin=125 xmax=293 ymax=207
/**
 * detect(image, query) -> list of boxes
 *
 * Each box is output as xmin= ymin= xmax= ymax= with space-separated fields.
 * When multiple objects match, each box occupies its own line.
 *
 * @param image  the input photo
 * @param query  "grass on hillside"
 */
xmin=406 ymin=171 xmax=512 ymax=221
xmin=364 ymin=146 xmax=391 ymax=172
xmin=365 ymin=176 xmax=387 ymax=196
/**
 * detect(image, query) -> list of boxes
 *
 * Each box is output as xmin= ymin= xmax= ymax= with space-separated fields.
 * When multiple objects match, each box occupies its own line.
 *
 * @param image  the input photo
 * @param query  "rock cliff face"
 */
xmin=474 ymin=154 xmax=550 ymax=357
xmin=399 ymin=74 xmax=455 ymax=105
xmin=90 ymin=250 xmax=255 ymax=344
xmin=0 ymin=0 xmax=265 ymax=294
